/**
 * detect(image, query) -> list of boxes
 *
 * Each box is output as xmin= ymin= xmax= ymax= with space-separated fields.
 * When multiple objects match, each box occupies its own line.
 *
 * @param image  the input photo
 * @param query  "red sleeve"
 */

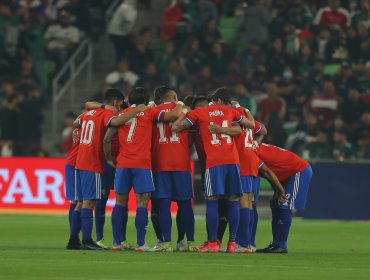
xmin=232 ymin=108 xmax=243 ymax=123
xmin=185 ymin=110 xmax=198 ymax=125
xmin=151 ymin=108 xmax=165 ymax=123
xmin=253 ymin=121 xmax=262 ymax=134
xmin=104 ymin=111 xmax=116 ymax=127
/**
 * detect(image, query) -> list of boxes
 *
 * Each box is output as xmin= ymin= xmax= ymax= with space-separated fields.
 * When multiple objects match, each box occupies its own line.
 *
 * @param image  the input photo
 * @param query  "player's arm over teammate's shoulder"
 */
xmin=109 ymin=104 xmax=147 ymax=127
xmin=72 ymin=112 xmax=84 ymax=128
xmin=158 ymin=101 xmax=185 ymax=122
xmin=103 ymin=127 xmax=118 ymax=167
xmin=85 ymin=101 xmax=118 ymax=113
xmin=171 ymin=107 xmax=195 ymax=133
xmin=208 ymin=123 xmax=242 ymax=136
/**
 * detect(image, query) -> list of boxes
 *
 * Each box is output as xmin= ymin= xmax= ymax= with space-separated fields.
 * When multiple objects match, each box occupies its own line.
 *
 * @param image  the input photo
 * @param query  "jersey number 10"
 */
xmin=80 ymin=120 xmax=95 ymax=145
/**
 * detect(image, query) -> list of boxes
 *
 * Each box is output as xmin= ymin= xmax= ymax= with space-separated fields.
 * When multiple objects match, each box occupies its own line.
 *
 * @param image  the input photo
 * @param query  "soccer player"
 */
xmin=65 ymin=128 xmax=81 ymax=249
xmin=74 ymin=89 xmax=141 ymax=250
xmin=172 ymin=87 xmax=255 ymax=253
xmin=256 ymin=143 xmax=313 ymax=253
xmin=150 ymin=86 xmax=195 ymax=252
xmin=104 ymin=87 xmax=184 ymax=252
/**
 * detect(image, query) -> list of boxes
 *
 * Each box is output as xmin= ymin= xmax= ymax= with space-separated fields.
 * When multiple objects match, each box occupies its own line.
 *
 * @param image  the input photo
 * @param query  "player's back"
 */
xmin=256 ymin=143 xmax=309 ymax=182
xmin=75 ymin=109 xmax=115 ymax=173
xmin=151 ymin=103 xmax=190 ymax=172
xmin=66 ymin=129 xmax=80 ymax=166
xmin=186 ymin=104 xmax=242 ymax=169
xmin=116 ymin=106 xmax=157 ymax=169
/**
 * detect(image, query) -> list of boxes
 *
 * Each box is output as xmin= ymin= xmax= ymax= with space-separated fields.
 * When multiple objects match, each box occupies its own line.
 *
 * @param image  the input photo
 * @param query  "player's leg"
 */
xmin=65 ymin=165 xmax=81 ymax=249
xmin=199 ymin=166 xmax=225 ymax=253
xmin=111 ymin=168 xmax=131 ymax=250
xmin=80 ymin=171 xmax=104 ymax=250
xmin=251 ymin=177 xmax=260 ymax=251
xmin=272 ymin=165 xmax=313 ymax=254
xmin=133 ymin=168 xmax=155 ymax=252
xmin=173 ymin=172 xmax=195 ymax=251
xmin=95 ymin=161 xmax=115 ymax=248
xmin=150 ymin=198 xmax=163 ymax=243
xmin=217 ymin=198 xmax=228 ymax=244
xmin=224 ymin=164 xmax=243 ymax=253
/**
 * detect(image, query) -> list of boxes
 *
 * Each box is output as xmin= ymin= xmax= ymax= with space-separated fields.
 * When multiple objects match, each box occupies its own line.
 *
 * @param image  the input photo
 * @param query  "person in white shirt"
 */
xmin=105 ymin=59 xmax=139 ymax=88
xmin=44 ymin=10 xmax=80 ymax=66
xmin=108 ymin=0 xmax=138 ymax=60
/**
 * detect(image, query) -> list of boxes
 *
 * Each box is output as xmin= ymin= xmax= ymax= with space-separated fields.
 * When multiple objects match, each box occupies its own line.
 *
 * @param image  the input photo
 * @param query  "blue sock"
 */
xmin=68 ymin=203 xmax=76 ymax=227
xmin=151 ymin=199 xmax=163 ymax=241
xmin=217 ymin=198 xmax=228 ymax=243
xmin=111 ymin=204 xmax=124 ymax=245
xmin=120 ymin=206 xmax=128 ymax=242
xmin=270 ymin=201 xmax=280 ymax=246
xmin=159 ymin=199 xmax=172 ymax=242
xmin=95 ymin=192 xmax=109 ymax=241
xmin=206 ymin=199 xmax=218 ymax=242
xmin=135 ymin=207 xmax=148 ymax=246
xmin=177 ymin=200 xmax=195 ymax=241
xmin=278 ymin=208 xmax=292 ymax=249
xmin=237 ymin=208 xmax=250 ymax=247
xmin=176 ymin=207 xmax=185 ymax=242
xmin=80 ymin=208 xmax=93 ymax=243
xmin=251 ymin=204 xmax=258 ymax=246
xmin=249 ymin=207 xmax=254 ymax=245
xmin=70 ymin=210 xmax=81 ymax=239
xmin=228 ymin=201 xmax=240 ymax=243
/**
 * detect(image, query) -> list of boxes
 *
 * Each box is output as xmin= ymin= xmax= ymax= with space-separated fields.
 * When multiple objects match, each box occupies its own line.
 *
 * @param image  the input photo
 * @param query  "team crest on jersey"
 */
xmin=86 ymin=110 xmax=96 ymax=116
xmin=209 ymin=110 xmax=224 ymax=117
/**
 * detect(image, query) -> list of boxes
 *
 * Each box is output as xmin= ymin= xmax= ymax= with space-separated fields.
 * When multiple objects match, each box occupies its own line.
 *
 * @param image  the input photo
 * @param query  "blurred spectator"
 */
xmin=197 ymin=0 xmax=218 ymax=25
xmin=136 ymin=63 xmax=161 ymax=93
xmin=306 ymin=130 xmax=332 ymax=159
xmin=233 ymin=83 xmax=258 ymax=116
xmin=17 ymin=57 xmax=40 ymax=93
xmin=17 ymin=87 xmax=43 ymax=156
xmin=236 ymin=40 xmax=266 ymax=74
xmin=194 ymin=65 xmax=213 ymax=94
xmin=44 ymin=10 xmax=80 ymax=66
xmin=107 ymin=0 xmax=138 ymax=60
xmin=214 ymin=61 xmax=244 ymax=87
xmin=61 ymin=112 xmax=76 ymax=153
xmin=309 ymin=80 xmax=341 ymax=127
xmin=359 ymin=61 xmax=370 ymax=92
xmin=198 ymin=18 xmax=221 ymax=52
xmin=340 ymin=88 xmax=368 ymax=128
xmin=286 ymin=91 xmax=308 ymax=123
xmin=346 ymin=26 xmax=362 ymax=62
xmin=157 ymin=41 xmax=177 ymax=73
xmin=311 ymin=27 xmax=335 ymax=61
xmin=296 ymin=44 xmax=314 ymax=75
xmin=332 ymin=129 xmax=356 ymax=161
xmin=354 ymin=111 xmax=370 ymax=158
xmin=180 ymin=37 xmax=205 ymax=76
xmin=314 ymin=0 xmax=350 ymax=30
xmin=266 ymin=37 xmax=291 ymax=77
xmin=240 ymin=0 xmax=271 ymax=44
xmin=264 ymin=112 xmax=287 ymax=147
xmin=105 ymin=59 xmax=139 ymax=88
xmin=332 ymin=62 xmax=358 ymax=98
xmin=161 ymin=58 xmax=187 ymax=90
xmin=351 ymin=0 xmax=370 ymax=28
xmin=258 ymin=83 xmax=287 ymax=124
xmin=206 ymin=42 xmax=228 ymax=76
xmin=129 ymin=27 xmax=155 ymax=76
xmin=160 ymin=0 xmax=183 ymax=41
xmin=0 ymin=95 xmax=19 ymax=156
xmin=0 ymin=80 xmax=16 ymax=108
xmin=301 ymin=59 xmax=325 ymax=95
xmin=357 ymin=23 xmax=370 ymax=61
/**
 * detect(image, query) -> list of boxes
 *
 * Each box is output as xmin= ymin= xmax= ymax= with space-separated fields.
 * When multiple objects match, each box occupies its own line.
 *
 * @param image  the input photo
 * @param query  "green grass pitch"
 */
xmin=0 ymin=215 xmax=369 ymax=280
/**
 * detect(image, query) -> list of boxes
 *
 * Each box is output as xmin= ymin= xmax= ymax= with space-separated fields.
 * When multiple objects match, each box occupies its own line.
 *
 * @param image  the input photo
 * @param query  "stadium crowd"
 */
xmin=102 ymin=0 xmax=370 ymax=161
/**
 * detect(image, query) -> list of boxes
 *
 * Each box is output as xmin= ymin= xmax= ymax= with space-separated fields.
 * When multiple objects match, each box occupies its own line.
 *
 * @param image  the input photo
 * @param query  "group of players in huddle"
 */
xmin=65 ymin=86 xmax=313 ymax=254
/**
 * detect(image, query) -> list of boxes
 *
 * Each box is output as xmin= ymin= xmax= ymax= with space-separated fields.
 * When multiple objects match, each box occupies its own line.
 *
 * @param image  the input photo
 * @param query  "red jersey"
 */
xmin=75 ymin=109 xmax=116 ymax=173
xmin=151 ymin=103 xmax=191 ymax=172
xmin=256 ymin=143 xmax=309 ymax=182
xmin=65 ymin=129 xmax=80 ymax=166
xmin=111 ymin=134 xmax=120 ymax=162
xmin=116 ymin=106 xmax=161 ymax=169
xmin=233 ymin=109 xmax=263 ymax=177
xmin=185 ymin=104 xmax=243 ymax=169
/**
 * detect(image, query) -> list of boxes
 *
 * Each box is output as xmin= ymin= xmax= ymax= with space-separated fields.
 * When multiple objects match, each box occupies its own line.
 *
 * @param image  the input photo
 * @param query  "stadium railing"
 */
xmin=51 ymin=39 xmax=93 ymax=143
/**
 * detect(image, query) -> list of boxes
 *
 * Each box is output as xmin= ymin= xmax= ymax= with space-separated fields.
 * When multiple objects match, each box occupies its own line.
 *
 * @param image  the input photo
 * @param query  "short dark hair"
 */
xmin=209 ymin=87 xmax=232 ymax=105
xmin=128 ymin=87 xmax=149 ymax=105
xmin=192 ymin=96 xmax=210 ymax=109
xmin=104 ymin=88 xmax=124 ymax=103
xmin=154 ymin=86 xmax=174 ymax=103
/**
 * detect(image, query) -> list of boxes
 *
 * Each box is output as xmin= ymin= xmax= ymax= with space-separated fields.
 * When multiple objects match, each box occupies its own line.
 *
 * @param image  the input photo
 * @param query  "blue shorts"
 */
xmin=102 ymin=161 xmax=116 ymax=190
xmin=65 ymin=164 xmax=76 ymax=201
xmin=280 ymin=165 xmax=313 ymax=210
xmin=240 ymin=176 xmax=254 ymax=193
xmin=115 ymin=168 xmax=155 ymax=194
xmin=152 ymin=171 xmax=193 ymax=200
xmin=252 ymin=177 xmax=261 ymax=203
xmin=204 ymin=164 xmax=242 ymax=197
xmin=75 ymin=170 xmax=102 ymax=200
